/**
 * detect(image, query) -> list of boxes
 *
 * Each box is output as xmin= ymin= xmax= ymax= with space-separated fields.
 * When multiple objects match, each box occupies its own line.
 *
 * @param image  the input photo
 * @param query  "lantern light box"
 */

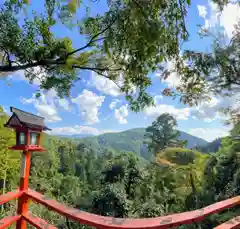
xmin=4 ymin=107 xmax=51 ymax=151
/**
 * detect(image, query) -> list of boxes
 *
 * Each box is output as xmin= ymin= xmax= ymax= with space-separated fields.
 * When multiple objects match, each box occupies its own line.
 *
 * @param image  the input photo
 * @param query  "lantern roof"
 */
xmin=4 ymin=107 xmax=51 ymax=131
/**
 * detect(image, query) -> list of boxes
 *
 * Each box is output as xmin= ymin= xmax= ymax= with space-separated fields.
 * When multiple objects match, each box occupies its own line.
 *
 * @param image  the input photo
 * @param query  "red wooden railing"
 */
xmin=0 ymin=188 xmax=239 ymax=229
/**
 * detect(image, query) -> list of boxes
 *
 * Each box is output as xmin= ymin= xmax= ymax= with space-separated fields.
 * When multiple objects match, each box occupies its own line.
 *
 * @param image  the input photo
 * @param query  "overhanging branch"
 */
xmin=66 ymin=16 xmax=118 ymax=57
xmin=72 ymin=65 xmax=122 ymax=72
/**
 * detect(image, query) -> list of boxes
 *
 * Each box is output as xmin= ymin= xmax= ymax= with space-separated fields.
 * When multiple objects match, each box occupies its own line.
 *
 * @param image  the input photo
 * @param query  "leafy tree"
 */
xmin=0 ymin=106 xmax=19 ymax=216
xmin=145 ymin=113 xmax=179 ymax=155
xmin=186 ymin=122 xmax=240 ymax=229
xmin=161 ymin=3 xmax=239 ymax=118
xmin=0 ymin=0 xmax=192 ymax=111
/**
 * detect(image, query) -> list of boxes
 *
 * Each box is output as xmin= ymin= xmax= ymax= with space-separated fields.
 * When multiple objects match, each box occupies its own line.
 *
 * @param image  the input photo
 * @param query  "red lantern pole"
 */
xmin=16 ymin=150 xmax=31 ymax=229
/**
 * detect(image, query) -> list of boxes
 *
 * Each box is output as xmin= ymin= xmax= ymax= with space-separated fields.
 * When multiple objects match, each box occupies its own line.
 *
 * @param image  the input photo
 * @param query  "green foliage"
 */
xmin=73 ymin=128 xmax=207 ymax=161
xmin=200 ymin=138 xmax=222 ymax=153
xmin=161 ymin=6 xmax=240 ymax=119
xmin=159 ymin=147 xmax=203 ymax=165
xmin=0 ymin=0 xmax=192 ymax=111
xmin=145 ymin=113 xmax=179 ymax=155
xmin=0 ymin=107 xmax=20 ymax=192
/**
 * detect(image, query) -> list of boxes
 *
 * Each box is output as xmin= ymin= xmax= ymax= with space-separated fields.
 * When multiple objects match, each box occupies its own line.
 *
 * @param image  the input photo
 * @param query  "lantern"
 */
xmin=4 ymin=107 xmax=51 ymax=151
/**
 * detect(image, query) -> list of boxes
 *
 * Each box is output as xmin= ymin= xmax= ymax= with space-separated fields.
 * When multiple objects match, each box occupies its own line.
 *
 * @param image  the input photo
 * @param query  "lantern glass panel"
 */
xmin=19 ymin=132 xmax=26 ymax=145
xmin=30 ymin=132 xmax=40 ymax=145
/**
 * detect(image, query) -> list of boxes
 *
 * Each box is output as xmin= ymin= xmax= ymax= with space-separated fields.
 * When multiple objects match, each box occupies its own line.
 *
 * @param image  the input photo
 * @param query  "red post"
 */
xmin=16 ymin=150 xmax=31 ymax=229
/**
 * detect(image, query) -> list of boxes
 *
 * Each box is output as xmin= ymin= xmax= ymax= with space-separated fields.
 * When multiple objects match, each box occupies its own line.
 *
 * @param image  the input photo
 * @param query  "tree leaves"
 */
xmin=0 ymin=0 xmax=191 ymax=111
xmin=168 ymin=16 xmax=240 ymax=117
xmin=144 ymin=113 xmax=179 ymax=155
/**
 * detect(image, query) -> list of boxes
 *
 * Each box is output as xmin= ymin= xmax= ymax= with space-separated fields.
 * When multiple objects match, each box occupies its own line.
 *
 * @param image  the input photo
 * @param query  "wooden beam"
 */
xmin=0 ymin=215 xmax=21 ymax=229
xmin=25 ymin=189 xmax=240 ymax=229
xmin=214 ymin=216 xmax=240 ymax=229
xmin=22 ymin=213 xmax=57 ymax=229
xmin=0 ymin=190 xmax=22 ymax=205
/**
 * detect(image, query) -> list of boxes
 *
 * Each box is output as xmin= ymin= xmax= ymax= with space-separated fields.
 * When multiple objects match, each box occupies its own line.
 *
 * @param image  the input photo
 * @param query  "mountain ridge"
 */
xmin=56 ymin=128 xmax=209 ymax=160
xmin=57 ymin=128 xmax=209 ymax=143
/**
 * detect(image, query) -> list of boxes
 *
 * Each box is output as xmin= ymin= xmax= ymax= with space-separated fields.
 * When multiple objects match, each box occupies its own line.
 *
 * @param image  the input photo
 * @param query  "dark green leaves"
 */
xmin=144 ymin=113 xmax=179 ymax=155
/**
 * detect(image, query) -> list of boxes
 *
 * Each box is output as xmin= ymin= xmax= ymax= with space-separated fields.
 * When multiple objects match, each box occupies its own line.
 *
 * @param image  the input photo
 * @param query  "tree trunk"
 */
xmin=190 ymin=173 xmax=202 ymax=229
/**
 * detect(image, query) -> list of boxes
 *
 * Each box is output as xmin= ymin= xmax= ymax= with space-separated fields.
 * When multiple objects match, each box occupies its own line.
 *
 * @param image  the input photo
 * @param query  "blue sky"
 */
xmin=0 ymin=0 xmax=239 ymax=141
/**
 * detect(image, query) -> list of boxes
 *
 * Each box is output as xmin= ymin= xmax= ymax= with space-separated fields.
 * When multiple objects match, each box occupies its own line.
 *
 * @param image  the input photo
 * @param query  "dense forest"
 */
xmin=62 ymin=128 xmax=209 ymax=161
xmin=0 ymin=106 xmax=240 ymax=229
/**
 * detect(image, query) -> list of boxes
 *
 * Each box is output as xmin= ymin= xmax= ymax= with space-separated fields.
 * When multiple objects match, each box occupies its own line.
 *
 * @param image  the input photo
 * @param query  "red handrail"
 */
xmin=25 ymin=189 xmax=240 ymax=229
xmin=22 ymin=213 xmax=57 ymax=229
xmin=0 ymin=215 xmax=21 ymax=229
xmin=214 ymin=216 xmax=240 ymax=229
xmin=0 ymin=190 xmax=22 ymax=205
xmin=0 ymin=189 xmax=239 ymax=229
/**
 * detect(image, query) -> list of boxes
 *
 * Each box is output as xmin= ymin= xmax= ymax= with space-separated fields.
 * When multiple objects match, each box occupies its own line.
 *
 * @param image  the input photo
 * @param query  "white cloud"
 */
xmin=90 ymin=72 xmax=137 ymax=97
xmin=7 ymin=67 xmax=47 ymax=86
xmin=143 ymin=94 xmax=232 ymax=123
xmin=48 ymin=125 xmax=100 ymax=136
xmin=190 ymin=93 xmax=240 ymax=122
xmin=144 ymin=104 xmax=190 ymax=120
xmin=58 ymin=98 xmax=70 ymax=111
xmin=187 ymin=127 xmax=231 ymax=142
xmin=109 ymin=99 xmax=121 ymax=110
xmin=20 ymin=97 xmax=61 ymax=123
xmin=201 ymin=1 xmax=240 ymax=38
xmin=20 ymin=97 xmax=36 ymax=104
xmin=219 ymin=2 xmax=240 ymax=38
xmin=190 ymin=97 xmax=221 ymax=122
xmin=20 ymin=87 xmax=74 ymax=122
xmin=115 ymin=104 xmax=128 ymax=124
xmin=156 ymin=60 xmax=181 ymax=88
xmin=72 ymin=90 xmax=105 ymax=125
xmin=154 ymin=95 xmax=163 ymax=103
xmin=194 ymin=2 xmax=240 ymax=122
xmin=47 ymin=125 xmax=118 ymax=136
xmin=35 ymin=104 xmax=61 ymax=122
xmin=145 ymin=92 xmax=239 ymax=123
xmin=197 ymin=5 xmax=207 ymax=19
xmin=91 ymin=72 xmax=122 ymax=97
xmin=1 ymin=70 xmax=25 ymax=81
xmin=20 ymin=89 xmax=67 ymax=123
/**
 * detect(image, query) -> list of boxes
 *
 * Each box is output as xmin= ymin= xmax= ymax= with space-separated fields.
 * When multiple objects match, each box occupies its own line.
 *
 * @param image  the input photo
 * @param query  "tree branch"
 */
xmin=6 ymin=51 xmax=11 ymax=67
xmin=75 ymin=66 xmax=122 ymax=89
xmin=1 ymin=48 xmax=12 ymax=67
xmin=66 ymin=16 xmax=117 ymax=57
xmin=66 ymin=218 xmax=73 ymax=229
xmin=72 ymin=65 xmax=122 ymax=72
xmin=0 ymin=59 xmax=64 ymax=72
xmin=66 ymin=36 xmax=106 ymax=58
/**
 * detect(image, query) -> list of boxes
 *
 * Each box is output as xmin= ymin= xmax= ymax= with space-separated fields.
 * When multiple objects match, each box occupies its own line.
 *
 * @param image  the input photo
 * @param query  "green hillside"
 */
xmin=73 ymin=128 xmax=208 ymax=160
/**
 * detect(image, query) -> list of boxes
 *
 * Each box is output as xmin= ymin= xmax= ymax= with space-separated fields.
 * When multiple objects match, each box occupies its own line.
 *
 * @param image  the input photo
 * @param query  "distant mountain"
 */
xmin=73 ymin=128 xmax=208 ymax=160
xmin=200 ymin=138 xmax=222 ymax=153
xmin=178 ymin=131 xmax=209 ymax=148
